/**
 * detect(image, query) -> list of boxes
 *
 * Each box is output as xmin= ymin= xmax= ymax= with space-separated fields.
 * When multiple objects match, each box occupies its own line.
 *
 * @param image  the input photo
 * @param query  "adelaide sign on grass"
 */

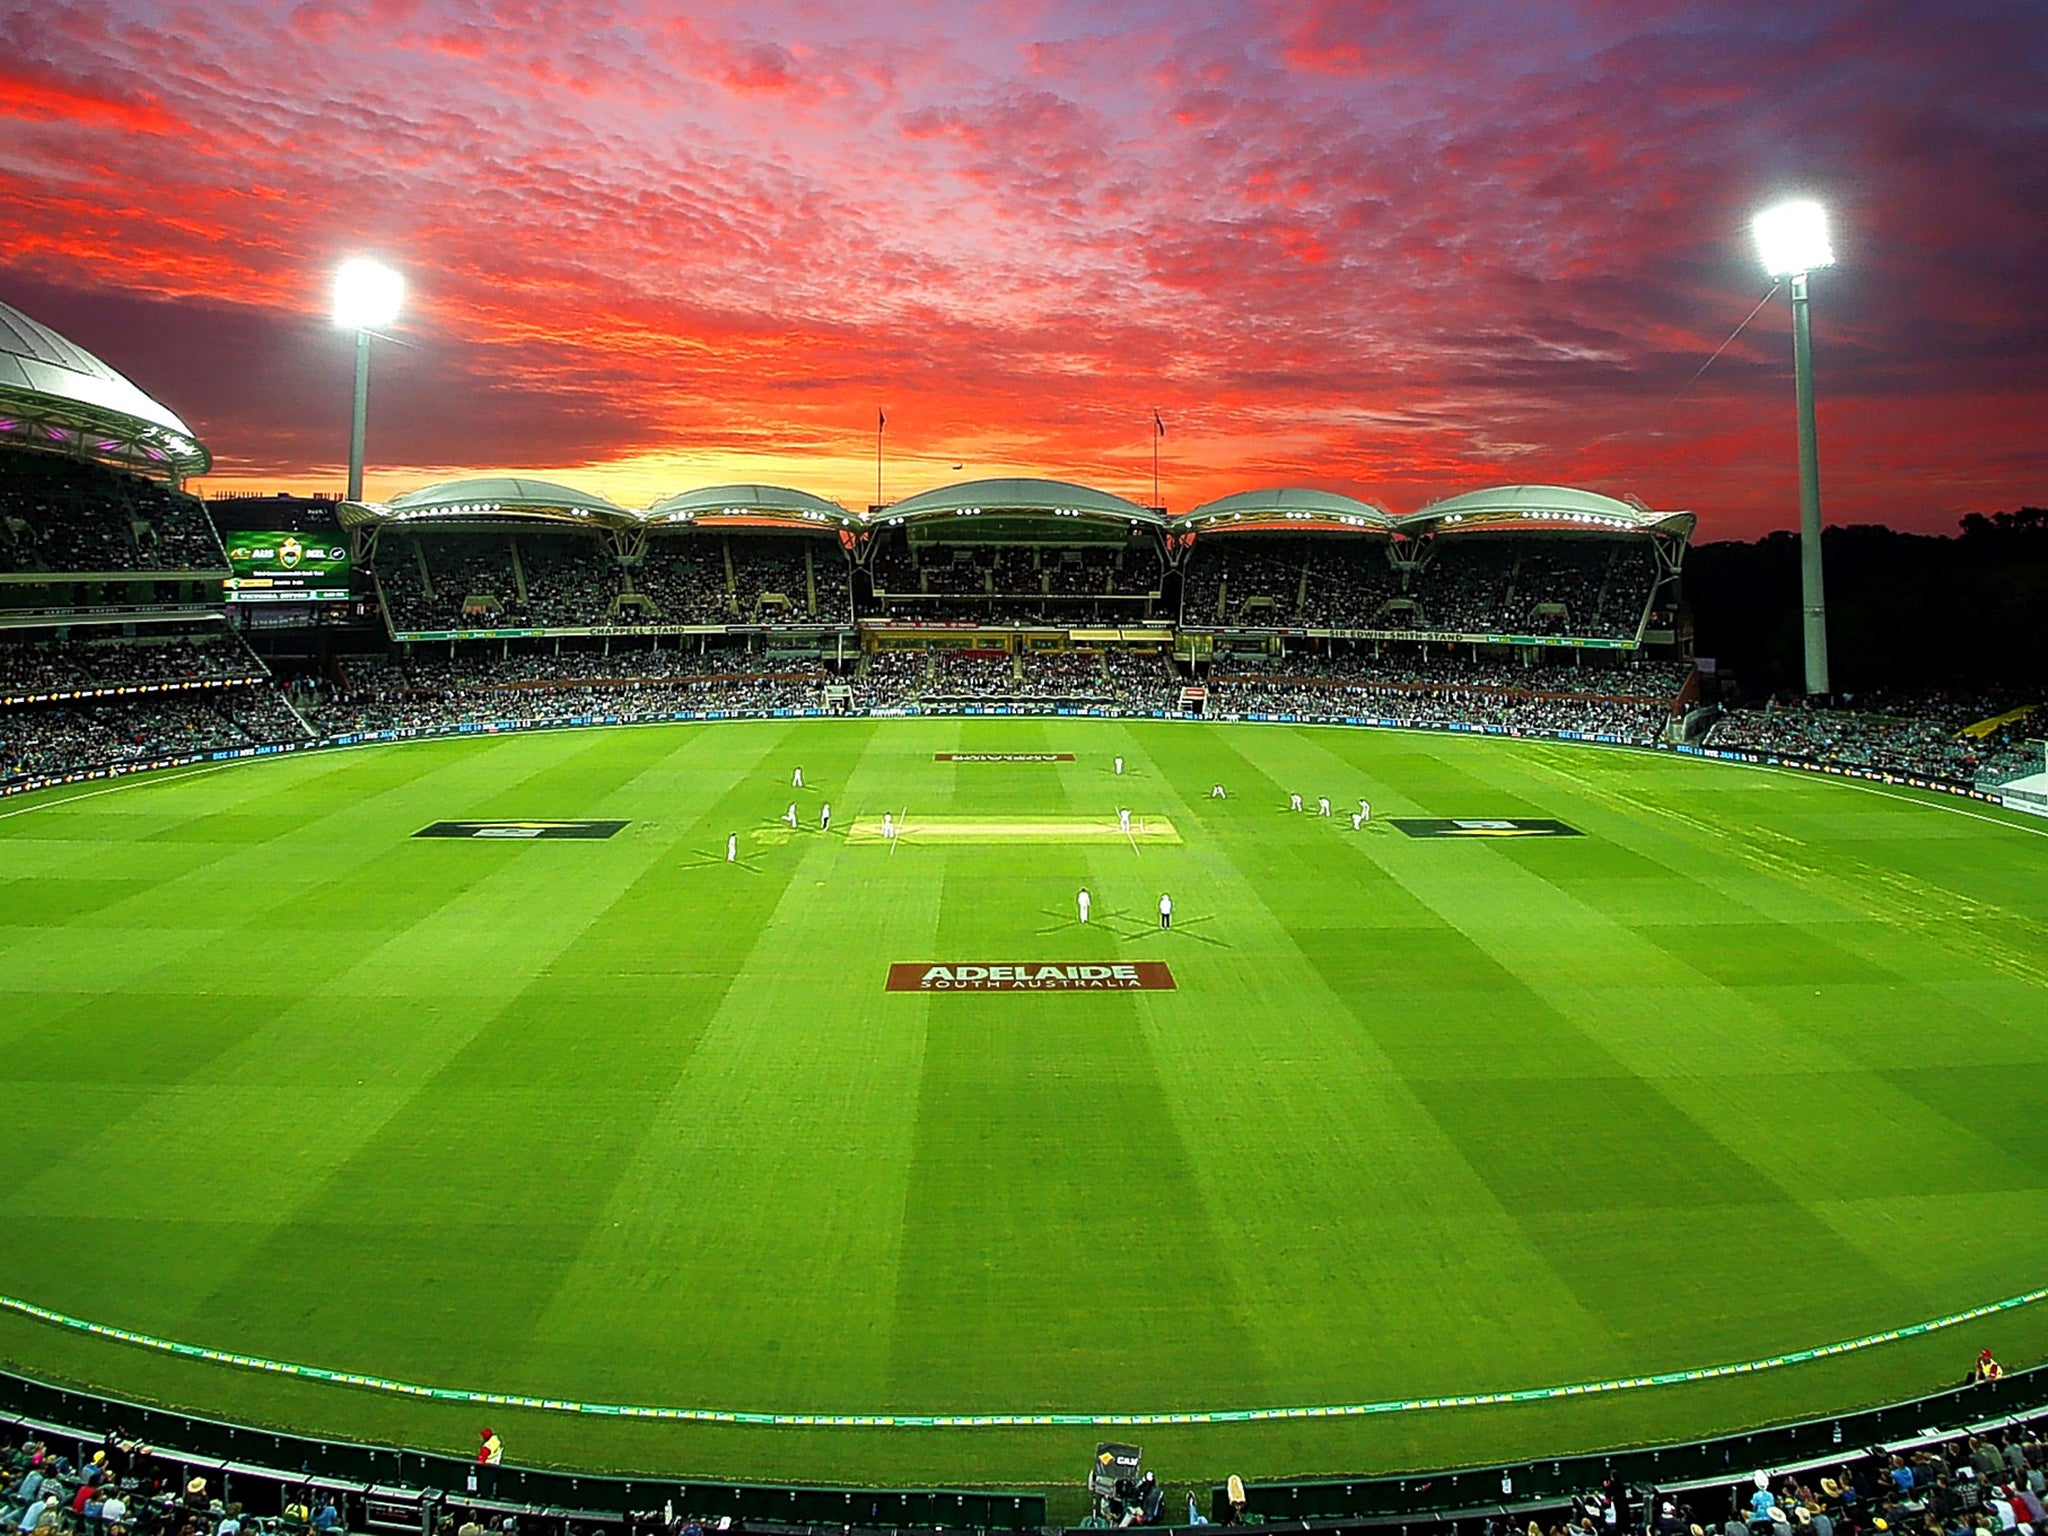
xmin=888 ymin=962 xmax=1176 ymax=992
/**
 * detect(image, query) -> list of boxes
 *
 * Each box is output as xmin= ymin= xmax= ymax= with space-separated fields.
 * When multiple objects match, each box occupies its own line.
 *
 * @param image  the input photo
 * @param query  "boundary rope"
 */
xmin=4 ymin=1286 xmax=2043 ymax=1429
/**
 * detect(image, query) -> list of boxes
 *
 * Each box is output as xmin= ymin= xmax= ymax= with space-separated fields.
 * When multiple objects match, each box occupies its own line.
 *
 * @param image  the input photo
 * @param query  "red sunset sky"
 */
xmin=2 ymin=0 xmax=2043 ymax=536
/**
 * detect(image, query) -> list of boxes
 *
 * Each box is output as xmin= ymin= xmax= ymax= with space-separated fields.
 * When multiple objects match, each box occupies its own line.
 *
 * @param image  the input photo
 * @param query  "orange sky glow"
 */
xmin=2 ymin=0 xmax=2043 ymax=535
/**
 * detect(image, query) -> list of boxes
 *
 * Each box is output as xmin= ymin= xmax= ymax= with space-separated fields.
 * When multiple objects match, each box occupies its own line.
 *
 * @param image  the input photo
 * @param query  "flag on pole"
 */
xmin=878 ymin=408 xmax=886 ymax=430
xmin=1154 ymin=410 xmax=1165 ymax=437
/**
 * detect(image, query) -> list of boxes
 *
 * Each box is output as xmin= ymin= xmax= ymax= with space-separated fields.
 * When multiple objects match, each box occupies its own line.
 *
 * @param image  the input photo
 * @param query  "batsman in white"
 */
xmin=1118 ymin=807 xmax=1132 ymax=833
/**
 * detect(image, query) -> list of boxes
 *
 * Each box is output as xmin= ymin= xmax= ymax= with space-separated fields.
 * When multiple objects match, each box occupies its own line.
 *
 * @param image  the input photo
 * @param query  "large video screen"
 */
xmin=223 ymin=532 xmax=351 ymax=602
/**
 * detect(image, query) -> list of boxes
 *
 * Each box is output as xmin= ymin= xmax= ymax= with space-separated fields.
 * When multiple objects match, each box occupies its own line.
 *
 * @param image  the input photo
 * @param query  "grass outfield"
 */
xmin=4 ymin=716 xmax=2048 ymax=1493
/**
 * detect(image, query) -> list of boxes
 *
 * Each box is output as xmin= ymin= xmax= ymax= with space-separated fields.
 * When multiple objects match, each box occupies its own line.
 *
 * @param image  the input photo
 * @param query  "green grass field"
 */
xmin=4 ymin=716 xmax=2048 ymax=1494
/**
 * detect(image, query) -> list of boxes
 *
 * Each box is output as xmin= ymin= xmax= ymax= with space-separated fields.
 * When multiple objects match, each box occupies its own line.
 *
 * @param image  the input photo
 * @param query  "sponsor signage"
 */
xmin=1393 ymin=818 xmax=1582 ymax=838
xmin=887 ymin=962 xmax=1176 ymax=992
xmin=932 ymin=752 xmax=1075 ymax=762
xmin=414 ymin=820 xmax=629 ymax=839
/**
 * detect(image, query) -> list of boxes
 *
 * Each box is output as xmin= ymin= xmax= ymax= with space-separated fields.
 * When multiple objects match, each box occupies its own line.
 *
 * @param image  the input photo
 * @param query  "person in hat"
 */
xmin=1976 ymin=1348 xmax=2005 ymax=1382
xmin=478 ymin=1429 xmax=502 ymax=1465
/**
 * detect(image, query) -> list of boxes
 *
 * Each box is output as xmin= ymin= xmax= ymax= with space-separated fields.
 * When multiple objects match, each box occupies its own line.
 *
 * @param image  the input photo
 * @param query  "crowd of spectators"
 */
xmin=1706 ymin=693 xmax=2043 ymax=786
xmin=1200 ymin=649 xmax=1695 ymax=744
xmin=0 ymin=635 xmax=263 ymax=704
xmin=9 ymin=632 xmax=2038 ymax=797
xmin=2 ymin=683 xmax=307 ymax=789
xmin=928 ymin=651 xmax=1018 ymax=695
xmin=0 ymin=454 xmax=224 ymax=573
xmin=1630 ymin=1418 xmax=2048 ymax=1536
xmin=1179 ymin=536 xmax=1659 ymax=640
xmin=867 ymin=537 xmax=1162 ymax=621
xmin=376 ymin=535 xmax=624 ymax=631
xmin=299 ymin=647 xmax=835 ymax=735
xmin=632 ymin=536 xmax=849 ymax=626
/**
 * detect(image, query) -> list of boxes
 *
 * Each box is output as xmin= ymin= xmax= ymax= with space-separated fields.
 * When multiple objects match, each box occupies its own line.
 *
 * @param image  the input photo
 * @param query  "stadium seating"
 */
xmin=865 ymin=534 xmax=1162 ymax=622
xmin=0 ymin=634 xmax=262 ymax=705
xmin=1179 ymin=534 xmax=1658 ymax=640
xmin=1706 ymin=694 xmax=2040 ymax=786
xmin=0 ymin=451 xmax=224 ymax=574
xmin=374 ymin=531 xmax=622 ymax=631
xmin=631 ymin=535 xmax=851 ymax=626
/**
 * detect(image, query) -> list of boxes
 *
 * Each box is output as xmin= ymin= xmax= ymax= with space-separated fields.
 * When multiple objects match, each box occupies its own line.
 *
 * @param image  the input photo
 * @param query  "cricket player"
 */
xmin=1118 ymin=807 xmax=1132 ymax=833
xmin=1114 ymin=756 xmax=1125 ymax=775
xmin=1290 ymin=792 xmax=1303 ymax=812
xmin=1359 ymin=798 xmax=1372 ymax=823
xmin=1350 ymin=813 xmax=1362 ymax=831
xmin=820 ymin=802 xmax=831 ymax=832
xmin=792 ymin=766 xmax=804 ymax=788
xmin=1211 ymin=783 xmax=1226 ymax=799
xmin=1158 ymin=892 xmax=1172 ymax=930
xmin=883 ymin=812 xmax=896 ymax=841
xmin=783 ymin=803 xmax=798 ymax=828
xmin=727 ymin=833 xmax=738 ymax=862
xmin=1078 ymin=887 xmax=1092 ymax=923
xmin=1318 ymin=796 xmax=1331 ymax=817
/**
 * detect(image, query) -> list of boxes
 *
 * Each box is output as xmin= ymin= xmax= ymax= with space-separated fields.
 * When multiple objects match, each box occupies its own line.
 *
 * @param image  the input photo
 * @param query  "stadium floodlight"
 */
xmin=1754 ymin=200 xmax=1834 ymax=696
xmin=333 ymin=258 xmax=405 ymax=502
xmin=1752 ymin=200 xmax=1834 ymax=279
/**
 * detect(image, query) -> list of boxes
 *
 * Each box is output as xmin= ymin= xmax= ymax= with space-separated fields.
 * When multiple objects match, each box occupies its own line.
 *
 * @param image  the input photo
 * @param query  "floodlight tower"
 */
xmin=332 ymin=258 xmax=405 ymax=502
xmin=1753 ymin=200 xmax=1836 ymax=697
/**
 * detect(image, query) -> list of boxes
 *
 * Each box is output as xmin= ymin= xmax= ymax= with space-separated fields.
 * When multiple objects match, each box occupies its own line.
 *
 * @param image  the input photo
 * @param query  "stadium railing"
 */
xmin=0 ymin=1368 xmax=1046 ymax=1534
xmin=10 ymin=1360 xmax=2048 ymax=1536
xmin=1211 ymin=1363 xmax=2048 ymax=1528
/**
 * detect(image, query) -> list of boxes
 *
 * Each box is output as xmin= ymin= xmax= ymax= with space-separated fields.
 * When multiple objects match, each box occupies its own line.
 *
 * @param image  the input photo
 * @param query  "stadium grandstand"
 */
xmin=0 ymin=300 xmax=313 ymax=792
xmin=1178 ymin=483 xmax=1688 ymax=647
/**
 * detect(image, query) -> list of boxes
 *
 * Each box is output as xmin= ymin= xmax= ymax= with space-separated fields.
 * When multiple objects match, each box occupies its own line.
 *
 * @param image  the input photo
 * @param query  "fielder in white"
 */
xmin=1158 ymin=892 xmax=1172 ymax=930
xmin=1211 ymin=783 xmax=1226 ymax=799
xmin=1318 ymin=796 xmax=1331 ymax=817
xmin=1114 ymin=756 xmax=1125 ymax=775
xmin=727 ymin=833 xmax=738 ymax=862
xmin=1077 ymin=887 xmax=1092 ymax=923
xmin=820 ymin=802 xmax=831 ymax=832
xmin=792 ymin=766 xmax=804 ymax=788
xmin=783 ymin=803 xmax=798 ymax=828
xmin=1290 ymin=792 xmax=1303 ymax=811
xmin=1118 ymin=807 xmax=1132 ymax=833
xmin=1359 ymin=798 xmax=1372 ymax=822
xmin=882 ymin=812 xmax=896 ymax=841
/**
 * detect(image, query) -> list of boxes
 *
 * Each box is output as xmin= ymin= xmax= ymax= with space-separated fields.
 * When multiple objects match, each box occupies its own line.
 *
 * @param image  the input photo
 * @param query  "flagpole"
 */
xmin=875 ymin=408 xmax=885 ymax=510
xmin=1152 ymin=410 xmax=1163 ymax=511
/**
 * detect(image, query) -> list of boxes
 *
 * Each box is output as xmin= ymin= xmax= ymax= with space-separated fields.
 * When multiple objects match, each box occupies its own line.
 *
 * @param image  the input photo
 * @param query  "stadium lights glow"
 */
xmin=333 ymin=258 xmax=405 ymax=330
xmin=1752 ymin=200 xmax=1834 ymax=278
xmin=1753 ymin=200 xmax=1836 ymax=694
xmin=333 ymin=258 xmax=406 ymax=503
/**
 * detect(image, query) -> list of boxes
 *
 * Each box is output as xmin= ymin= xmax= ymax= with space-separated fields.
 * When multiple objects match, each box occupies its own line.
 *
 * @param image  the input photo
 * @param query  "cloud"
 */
xmin=0 ymin=0 xmax=2040 ymax=532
